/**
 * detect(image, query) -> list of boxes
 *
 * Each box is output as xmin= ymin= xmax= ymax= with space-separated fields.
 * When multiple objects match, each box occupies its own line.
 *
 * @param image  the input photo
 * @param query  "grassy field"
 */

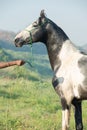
xmin=0 ymin=49 xmax=87 ymax=130
xmin=0 ymin=66 xmax=61 ymax=130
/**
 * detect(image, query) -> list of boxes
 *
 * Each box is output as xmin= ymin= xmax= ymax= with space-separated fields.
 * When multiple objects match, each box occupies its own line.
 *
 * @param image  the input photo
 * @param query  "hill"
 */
xmin=0 ymin=47 xmax=13 ymax=61
xmin=81 ymin=43 xmax=87 ymax=52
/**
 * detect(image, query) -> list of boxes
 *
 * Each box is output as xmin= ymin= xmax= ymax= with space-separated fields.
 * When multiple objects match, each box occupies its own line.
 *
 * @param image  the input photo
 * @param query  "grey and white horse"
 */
xmin=14 ymin=10 xmax=87 ymax=130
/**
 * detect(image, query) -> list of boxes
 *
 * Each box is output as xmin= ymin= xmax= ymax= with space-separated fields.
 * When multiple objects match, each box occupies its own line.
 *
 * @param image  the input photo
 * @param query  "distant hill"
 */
xmin=0 ymin=30 xmax=47 ymax=55
xmin=0 ymin=46 xmax=13 ymax=61
xmin=81 ymin=44 xmax=87 ymax=51
xmin=0 ymin=30 xmax=15 ymax=42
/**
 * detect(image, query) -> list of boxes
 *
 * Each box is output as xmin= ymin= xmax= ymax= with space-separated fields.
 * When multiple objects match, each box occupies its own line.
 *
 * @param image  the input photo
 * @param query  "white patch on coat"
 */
xmin=15 ymin=23 xmax=36 ymax=41
xmin=59 ymin=40 xmax=79 ymax=61
xmin=15 ymin=30 xmax=29 ymax=41
xmin=26 ymin=24 xmax=34 ymax=31
xmin=62 ymin=109 xmax=70 ymax=129
xmin=55 ymin=40 xmax=84 ymax=99
xmin=51 ymin=44 xmax=58 ymax=51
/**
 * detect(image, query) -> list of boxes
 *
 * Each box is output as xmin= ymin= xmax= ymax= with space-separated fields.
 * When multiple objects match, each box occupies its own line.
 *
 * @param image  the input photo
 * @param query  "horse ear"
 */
xmin=40 ymin=10 xmax=46 ymax=18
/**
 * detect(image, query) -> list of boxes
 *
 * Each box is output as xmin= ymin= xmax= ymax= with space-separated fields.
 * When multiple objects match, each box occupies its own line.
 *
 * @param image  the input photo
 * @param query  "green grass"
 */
xmin=0 ymin=68 xmax=61 ymax=130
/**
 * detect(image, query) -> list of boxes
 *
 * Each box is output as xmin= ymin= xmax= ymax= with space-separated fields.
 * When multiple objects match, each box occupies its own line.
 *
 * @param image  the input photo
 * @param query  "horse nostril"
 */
xmin=14 ymin=38 xmax=20 ymax=43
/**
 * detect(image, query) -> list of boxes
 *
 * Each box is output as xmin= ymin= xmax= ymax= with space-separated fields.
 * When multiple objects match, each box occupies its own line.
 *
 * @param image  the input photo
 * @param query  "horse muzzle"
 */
xmin=14 ymin=37 xmax=24 ymax=47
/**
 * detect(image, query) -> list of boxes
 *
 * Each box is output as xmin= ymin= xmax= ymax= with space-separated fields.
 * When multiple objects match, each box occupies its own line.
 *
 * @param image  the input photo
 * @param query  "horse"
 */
xmin=14 ymin=10 xmax=87 ymax=130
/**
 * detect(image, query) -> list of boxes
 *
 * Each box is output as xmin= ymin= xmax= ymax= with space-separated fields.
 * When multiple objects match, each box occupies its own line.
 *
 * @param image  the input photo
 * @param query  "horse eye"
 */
xmin=33 ymin=22 xmax=38 ymax=27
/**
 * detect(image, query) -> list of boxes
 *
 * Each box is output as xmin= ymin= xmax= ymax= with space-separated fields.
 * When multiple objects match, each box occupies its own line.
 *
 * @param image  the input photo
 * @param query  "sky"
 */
xmin=0 ymin=0 xmax=87 ymax=46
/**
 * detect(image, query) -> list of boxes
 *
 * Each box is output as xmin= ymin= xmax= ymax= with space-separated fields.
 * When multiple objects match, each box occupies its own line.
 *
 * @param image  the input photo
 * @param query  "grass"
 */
xmin=0 ymin=69 xmax=61 ymax=130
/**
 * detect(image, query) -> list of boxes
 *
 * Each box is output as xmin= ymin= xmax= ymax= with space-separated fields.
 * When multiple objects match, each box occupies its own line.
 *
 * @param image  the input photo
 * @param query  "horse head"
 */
xmin=14 ymin=10 xmax=48 ymax=47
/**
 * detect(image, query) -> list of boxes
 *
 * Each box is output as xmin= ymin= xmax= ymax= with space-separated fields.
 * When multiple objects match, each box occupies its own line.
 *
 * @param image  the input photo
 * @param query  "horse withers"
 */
xmin=14 ymin=10 xmax=87 ymax=130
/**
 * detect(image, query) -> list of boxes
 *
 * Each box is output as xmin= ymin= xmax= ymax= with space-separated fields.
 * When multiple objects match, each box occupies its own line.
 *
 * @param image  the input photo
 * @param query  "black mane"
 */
xmin=48 ymin=18 xmax=69 ymax=42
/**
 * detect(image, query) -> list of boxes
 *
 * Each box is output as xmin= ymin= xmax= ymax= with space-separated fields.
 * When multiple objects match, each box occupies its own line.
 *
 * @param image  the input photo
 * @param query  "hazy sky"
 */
xmin=0 ymin=0 xmax=87 ymax=46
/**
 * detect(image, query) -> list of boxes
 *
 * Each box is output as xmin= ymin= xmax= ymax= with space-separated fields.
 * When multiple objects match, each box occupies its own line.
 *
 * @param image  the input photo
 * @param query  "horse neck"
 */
xmin=47 ymin=39 xmax=79 ymax=72
xmin=44 ymin=22 xmax=78 ymax=72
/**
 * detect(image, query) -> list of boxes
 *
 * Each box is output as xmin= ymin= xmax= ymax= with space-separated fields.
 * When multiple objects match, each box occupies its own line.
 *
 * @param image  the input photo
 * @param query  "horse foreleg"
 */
xmin=61 ymin=99 xmax=71 ymax=130
xmin=72 ymin=99 xmax=83 ymax=130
